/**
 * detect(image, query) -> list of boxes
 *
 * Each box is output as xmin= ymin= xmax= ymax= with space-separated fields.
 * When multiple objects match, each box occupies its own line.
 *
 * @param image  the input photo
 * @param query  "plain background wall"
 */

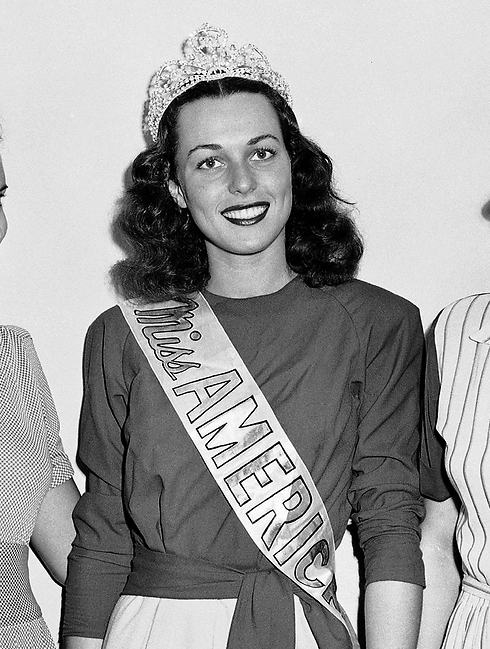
xmin=1 ymin=0 xmax=489 ymax=643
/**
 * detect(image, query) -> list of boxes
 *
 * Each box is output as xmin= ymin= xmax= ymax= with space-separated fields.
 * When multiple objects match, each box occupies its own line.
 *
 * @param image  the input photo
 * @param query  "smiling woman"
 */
xmin=109 ymin=66 xmax=361 ymax=302
xmin=63 ymin=24 xmax=426 ymax=649
xmin=167 ymin=93 xmax=293 ymax=289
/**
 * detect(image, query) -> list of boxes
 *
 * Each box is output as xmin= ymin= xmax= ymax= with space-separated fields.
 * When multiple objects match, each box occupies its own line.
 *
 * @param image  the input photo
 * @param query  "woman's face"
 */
xmin=168 ymin=92 xmax=292 ymax=265
xmin=0 ymin=157 xmax=7 ymax=244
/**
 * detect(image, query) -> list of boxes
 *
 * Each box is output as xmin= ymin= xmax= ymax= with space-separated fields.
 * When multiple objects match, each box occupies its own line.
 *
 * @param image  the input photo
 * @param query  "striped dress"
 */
xmin=0 ymin=325 xmax=74 ymax=648
xmin=429 ymin=294 xmax=490 ymax=647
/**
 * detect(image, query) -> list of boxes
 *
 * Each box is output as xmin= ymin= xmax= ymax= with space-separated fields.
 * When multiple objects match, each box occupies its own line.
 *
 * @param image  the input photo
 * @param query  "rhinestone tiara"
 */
xmin=145 ymin=23 xmax=292 ymax=142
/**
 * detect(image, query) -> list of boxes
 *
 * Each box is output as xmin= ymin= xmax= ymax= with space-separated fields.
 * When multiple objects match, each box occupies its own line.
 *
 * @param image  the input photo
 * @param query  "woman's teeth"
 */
xmin=223 ymin=205 xmax=268 ymax=221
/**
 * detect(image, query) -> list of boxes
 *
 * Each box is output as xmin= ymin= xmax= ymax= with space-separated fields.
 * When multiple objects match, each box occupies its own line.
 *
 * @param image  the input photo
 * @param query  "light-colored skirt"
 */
xmin=102 ymin=595 xmax=319 ymax=649
xmin=442 ymin=575 xmax=490 ymax=648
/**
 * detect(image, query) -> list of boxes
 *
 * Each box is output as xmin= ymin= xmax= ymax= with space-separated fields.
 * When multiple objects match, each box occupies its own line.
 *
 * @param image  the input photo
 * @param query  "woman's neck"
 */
xmin=206 ymin=255 xmax=296 ymax=298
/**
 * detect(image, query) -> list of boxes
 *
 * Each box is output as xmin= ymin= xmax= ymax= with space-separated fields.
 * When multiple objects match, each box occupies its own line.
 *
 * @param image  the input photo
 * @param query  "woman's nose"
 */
xmin=228 ymin=161 xmax=257 ymax=195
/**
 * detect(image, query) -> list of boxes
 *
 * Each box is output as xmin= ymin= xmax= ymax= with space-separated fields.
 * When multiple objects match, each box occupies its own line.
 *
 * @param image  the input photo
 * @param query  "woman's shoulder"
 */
xmin=86 ymin=304 xmax=135 ymax=340
xmin=443 ymin=291 xmax=490 ymax=309
xmin=433 ymin=292 xmax=490 ymax=347
xmin=0 ymin=326 xmax=47 ymax=386
xmin=0 ymin=325 xmax=35 ymax=361
xmin=321 ymin=278 xmax=420 ymax=324
xmin=84 ymin=304 xmax=135 ymax=360
xmin=436 ymin=292 xmax=490 ymax=327
xmin=0 ymin=324 xmax=32 ymax=343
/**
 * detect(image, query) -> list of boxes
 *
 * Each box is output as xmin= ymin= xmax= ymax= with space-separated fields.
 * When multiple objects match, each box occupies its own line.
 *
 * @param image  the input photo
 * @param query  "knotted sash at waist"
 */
xmin=122 ymin=544 xmax=352 ymax=649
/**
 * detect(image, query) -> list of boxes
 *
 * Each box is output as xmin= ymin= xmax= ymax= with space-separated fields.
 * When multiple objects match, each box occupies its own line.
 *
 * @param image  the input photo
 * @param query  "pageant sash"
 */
xmin=119 ymin=294 xmax=358 ymax=647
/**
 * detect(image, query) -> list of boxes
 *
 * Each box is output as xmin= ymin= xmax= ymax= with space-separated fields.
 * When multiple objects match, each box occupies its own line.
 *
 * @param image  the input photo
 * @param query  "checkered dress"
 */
xmin=0 ymin=325 xmax=73 ymax=648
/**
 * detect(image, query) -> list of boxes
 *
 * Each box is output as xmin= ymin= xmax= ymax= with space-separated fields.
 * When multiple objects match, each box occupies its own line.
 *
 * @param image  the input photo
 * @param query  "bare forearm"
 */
xmin=417 ymin=549 xmax=459 ymax=648
xmin=31 ymin=478 xmax=80 ymax=584
xmin=417 ymin=497 xmax=460 ymax=648
xmin=365 ymin=581 xmax=422 ymax=649
xmin=62 ymin=637 xmax=103 ymax=649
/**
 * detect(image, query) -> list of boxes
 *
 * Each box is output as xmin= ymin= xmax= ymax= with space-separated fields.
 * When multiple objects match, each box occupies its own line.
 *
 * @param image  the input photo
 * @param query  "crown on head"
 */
xmin=145 ymin=23 xmax=292 ymax=142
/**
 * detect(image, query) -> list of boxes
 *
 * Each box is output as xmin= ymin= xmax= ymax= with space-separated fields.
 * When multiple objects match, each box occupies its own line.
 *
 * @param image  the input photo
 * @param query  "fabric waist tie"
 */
xmin=0 ymin=542 xmax=41 ymax=625
xmin=123 ymin=544 xmax=352 ymax=649
xmin=462 ymin=575 xmax=490 ymax=601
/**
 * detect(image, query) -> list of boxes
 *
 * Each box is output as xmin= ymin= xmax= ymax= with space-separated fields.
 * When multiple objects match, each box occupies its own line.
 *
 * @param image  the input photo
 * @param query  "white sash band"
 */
xmin=119 ymin=294 xmax=358 ymax=647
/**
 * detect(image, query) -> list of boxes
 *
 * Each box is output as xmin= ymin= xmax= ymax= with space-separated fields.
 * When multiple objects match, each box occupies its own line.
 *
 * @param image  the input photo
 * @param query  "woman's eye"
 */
xmin=197 ymin=157 xmax=224 ymax=170
xmin=252 ymin=148 xmax=275 ymax=161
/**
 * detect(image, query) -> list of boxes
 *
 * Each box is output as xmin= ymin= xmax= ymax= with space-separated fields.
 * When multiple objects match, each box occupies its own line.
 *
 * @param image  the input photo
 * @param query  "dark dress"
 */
xmin=64 ymin=277 xmax=425 ymax=647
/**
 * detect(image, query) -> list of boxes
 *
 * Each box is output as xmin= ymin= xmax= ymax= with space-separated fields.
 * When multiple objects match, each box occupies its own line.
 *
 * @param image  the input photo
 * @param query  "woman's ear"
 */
xmin=168 ymin=179 xmax=187 ymax=209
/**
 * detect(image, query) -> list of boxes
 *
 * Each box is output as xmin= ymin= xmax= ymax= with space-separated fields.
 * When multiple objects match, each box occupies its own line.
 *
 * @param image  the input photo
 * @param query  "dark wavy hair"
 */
xmin=111 ymin=77 xmax=363 ymax=302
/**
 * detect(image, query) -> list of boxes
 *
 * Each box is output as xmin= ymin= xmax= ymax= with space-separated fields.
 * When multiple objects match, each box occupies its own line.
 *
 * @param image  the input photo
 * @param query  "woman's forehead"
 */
xmin=175 ymin=93 xmax=282 ymax=149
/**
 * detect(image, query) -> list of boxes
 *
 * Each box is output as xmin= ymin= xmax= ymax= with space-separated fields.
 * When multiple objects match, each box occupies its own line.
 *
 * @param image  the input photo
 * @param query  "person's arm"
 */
xmin=18 ymin=329 xmax=82 ymax=584
xmin=349 ymin=294 xmax=426 ymax=647
xmin=365 ymin=581 xmax=422 ymax=649
xmin=419 ymin=318 xmax=453 ymax=503
xmin=62 ymin=311 xmax=134 ymax=642
xmin=416 ymin=316 xmax=461 ymax=648
xmin=417 ymin=496 xmax=460 ymax=649
xmin=63 ymin=638 xmax=103 ymax=649
xmin=0 ymin=326 xmax=80 ymax=584
xmin=30 ymin=477 xmax=80 ymax=584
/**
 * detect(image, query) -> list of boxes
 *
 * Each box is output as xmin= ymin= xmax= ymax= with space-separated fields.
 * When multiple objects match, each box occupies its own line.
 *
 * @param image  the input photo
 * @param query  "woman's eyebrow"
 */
xmin=187 ymin=134 xmax=280 ymax=158
xmin=0 ymin=184 xmax=8 ymax=193
xmin=247 ymin=134 xmax=280 ymax=146
xmin=187 ymin=143 xmax=222 ymax=157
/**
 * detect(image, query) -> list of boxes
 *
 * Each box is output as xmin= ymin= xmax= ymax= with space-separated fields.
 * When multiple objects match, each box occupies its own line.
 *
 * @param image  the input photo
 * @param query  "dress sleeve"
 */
xmin=348 ymin=300 xmax=426 ymax=587
xmin=0 ymin=327 xmax=73 ymax=489
xmin=63 ymin=312 xmax=134 ymax=639
xmin=419 ymin=320 xmax=453 ymax=501
xmin=23 ymin=333 xmax=74 ymax=488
